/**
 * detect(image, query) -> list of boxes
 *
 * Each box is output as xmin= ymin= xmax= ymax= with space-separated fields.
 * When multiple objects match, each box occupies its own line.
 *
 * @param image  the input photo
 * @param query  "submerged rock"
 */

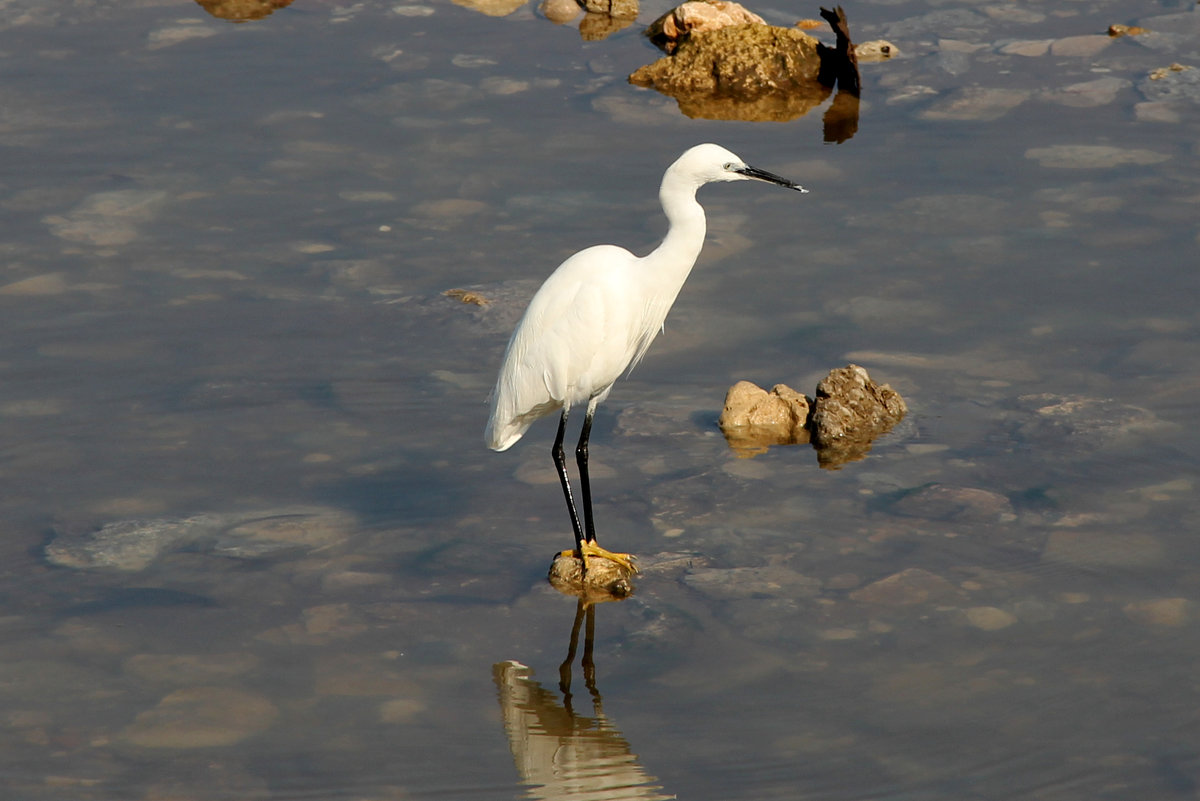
xmin=45 ymin=507 xmax=357 ymax=572
xmin=121 ymin=686 xmax=278 ymax=748
xmin=849 ymin=567 xmax=964 ymax=607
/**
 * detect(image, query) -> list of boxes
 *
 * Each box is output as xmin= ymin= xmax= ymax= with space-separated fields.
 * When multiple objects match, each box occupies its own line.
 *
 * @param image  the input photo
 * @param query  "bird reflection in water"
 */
xmin=493 ymin=601 xmax=673 ymax=800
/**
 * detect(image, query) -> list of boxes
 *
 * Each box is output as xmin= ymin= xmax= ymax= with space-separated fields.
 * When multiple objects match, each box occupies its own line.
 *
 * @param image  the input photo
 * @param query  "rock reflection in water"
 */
xmin=494 ymin=602 xmax=672 ymax=801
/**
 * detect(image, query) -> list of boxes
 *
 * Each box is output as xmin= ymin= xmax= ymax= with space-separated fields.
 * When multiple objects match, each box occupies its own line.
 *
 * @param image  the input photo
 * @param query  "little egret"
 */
xmin=485 ymin=143 xmax=806 ymax=573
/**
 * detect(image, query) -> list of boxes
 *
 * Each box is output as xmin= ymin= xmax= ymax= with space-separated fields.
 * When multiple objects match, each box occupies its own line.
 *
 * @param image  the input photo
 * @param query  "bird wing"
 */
xmin=485 ymin=246 xmax=640 ymax=451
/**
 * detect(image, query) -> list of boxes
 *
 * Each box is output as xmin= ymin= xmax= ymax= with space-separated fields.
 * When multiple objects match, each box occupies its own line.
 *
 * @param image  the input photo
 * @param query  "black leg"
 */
xmin=576 ymin=400 xmax=598 ymax=544
xmin=553 ymin=409 xmax=586 ymax=555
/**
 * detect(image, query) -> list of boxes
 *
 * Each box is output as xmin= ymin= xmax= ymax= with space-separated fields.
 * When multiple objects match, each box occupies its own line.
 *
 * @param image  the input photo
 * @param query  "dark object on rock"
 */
xmin=816 ymin=6 xmax=859 ymax=95
xmin=548 ymin=550 xmax=635 ymax=602
xmin=810 ymin=364 xmax=907 ymax=468
xmin=815 ymin=6 xmax=861 ymax=142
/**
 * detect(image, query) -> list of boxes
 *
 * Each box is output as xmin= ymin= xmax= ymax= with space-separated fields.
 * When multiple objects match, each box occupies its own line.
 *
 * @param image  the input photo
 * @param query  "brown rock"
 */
xmin=580 ymin=0 xmax=638 ymax=18
xmin=810 ymin=364 xmax=906 ymax=468
xmin=630 ymin=24 xmax=827 ymax=121
xmin=548 ymin=551 xmax=635 ymax=602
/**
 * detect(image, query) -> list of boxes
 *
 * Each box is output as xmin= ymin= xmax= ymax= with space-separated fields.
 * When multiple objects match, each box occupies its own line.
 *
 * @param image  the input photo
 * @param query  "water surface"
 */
xmin=1 ymin=0 xmax=1198 ymax=798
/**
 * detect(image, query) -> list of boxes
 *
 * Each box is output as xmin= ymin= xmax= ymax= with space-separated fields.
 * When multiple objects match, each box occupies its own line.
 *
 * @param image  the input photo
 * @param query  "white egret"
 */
xmin=485 ymin=143 xmax=807 ymax=573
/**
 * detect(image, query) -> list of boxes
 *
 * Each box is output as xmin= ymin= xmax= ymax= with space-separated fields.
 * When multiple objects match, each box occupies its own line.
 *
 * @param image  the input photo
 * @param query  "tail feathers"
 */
xmin=485 ymin=398 xmax=562 ymax=451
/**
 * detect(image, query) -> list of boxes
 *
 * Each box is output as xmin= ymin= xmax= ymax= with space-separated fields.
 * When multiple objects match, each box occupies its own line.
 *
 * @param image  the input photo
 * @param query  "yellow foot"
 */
xmin=580 ymin=540 xmax=638 ymax=574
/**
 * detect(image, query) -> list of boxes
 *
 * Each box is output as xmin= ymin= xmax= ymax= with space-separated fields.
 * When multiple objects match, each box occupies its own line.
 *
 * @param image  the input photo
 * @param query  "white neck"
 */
xmin=644 ymin=169 xmax=707 ymax=288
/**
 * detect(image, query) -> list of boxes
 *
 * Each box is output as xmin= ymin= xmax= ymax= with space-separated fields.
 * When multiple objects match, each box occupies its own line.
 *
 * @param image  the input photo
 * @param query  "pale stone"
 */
xmin=122 ymin=687 xmax=278 ymax=748
xmin=652 ymin=0 xmax=765 ymax=43
xmin=539 ymin=0 xmax=580 ymax=23
xmin=966 ymin=606 xmax=1017 ymax=630
xmin=718 ymin=381 xmax=811 ymax=457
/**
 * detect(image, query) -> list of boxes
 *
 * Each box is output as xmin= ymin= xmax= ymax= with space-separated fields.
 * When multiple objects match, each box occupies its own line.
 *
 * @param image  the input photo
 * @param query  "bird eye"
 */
xmin=723 ymin=162 xmax=734 ymax=170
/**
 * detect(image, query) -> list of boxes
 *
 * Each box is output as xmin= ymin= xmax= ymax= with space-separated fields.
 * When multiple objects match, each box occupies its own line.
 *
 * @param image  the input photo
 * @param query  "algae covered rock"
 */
xmin=631 ymin=23 xmax=822 ymax=97
xmin=810 ymin=364 xmax=907 ymax=468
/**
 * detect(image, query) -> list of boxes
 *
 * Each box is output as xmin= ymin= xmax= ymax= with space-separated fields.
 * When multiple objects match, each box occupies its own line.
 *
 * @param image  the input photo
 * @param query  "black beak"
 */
xmin=736 ymin=164 xmax=808 ymax=193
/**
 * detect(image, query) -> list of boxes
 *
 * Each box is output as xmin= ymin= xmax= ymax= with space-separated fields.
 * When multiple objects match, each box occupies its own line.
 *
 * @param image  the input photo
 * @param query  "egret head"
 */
xmin=672 ymin=143 xmax=808 ymax=193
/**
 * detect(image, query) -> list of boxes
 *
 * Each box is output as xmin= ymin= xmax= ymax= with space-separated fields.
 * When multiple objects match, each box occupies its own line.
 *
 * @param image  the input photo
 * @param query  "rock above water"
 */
xmin=810 ymin=365 xmax=907 ymax=468
xmin=630 ymin=24 xmax=829 ymax=121
xmin=718 ymin=365 xmax=905 ymax=467
xmin=646 ymin=1 xmax=765 ymax=52
xmin=548 ymin=551 xmax=636 ymax=602
xmin=718 ymin=381 xmax=811 ymax=456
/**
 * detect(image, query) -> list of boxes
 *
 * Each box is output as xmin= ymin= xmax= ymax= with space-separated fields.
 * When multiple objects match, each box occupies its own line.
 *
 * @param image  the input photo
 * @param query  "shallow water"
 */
xmin=2 ymin=0 xmax=1199 ymax=799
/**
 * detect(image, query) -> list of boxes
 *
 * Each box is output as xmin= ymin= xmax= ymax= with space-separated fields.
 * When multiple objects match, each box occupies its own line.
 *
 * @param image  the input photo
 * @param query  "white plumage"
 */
xmin=485 ymin=143 xmax=806 ymax=572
